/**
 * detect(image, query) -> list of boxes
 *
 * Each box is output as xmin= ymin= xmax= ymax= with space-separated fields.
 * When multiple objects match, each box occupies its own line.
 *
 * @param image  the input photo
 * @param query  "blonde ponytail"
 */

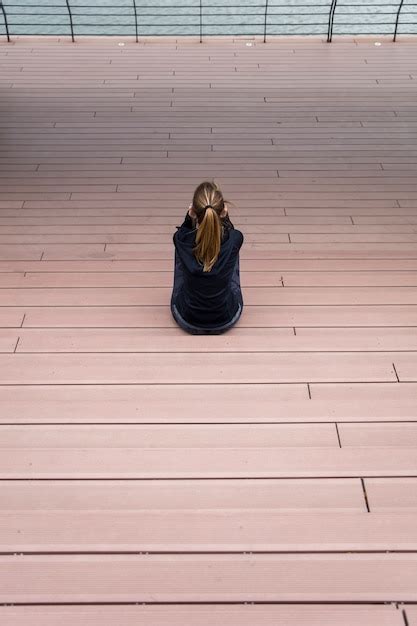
xmin=193 ymin=206 xmax=222 ymax=272
xmin=190 ymin=180 xmax=232 ymax=272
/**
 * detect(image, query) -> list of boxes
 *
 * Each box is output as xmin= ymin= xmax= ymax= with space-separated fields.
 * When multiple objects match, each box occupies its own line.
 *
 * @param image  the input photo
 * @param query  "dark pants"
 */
xmin=170 ymin=252 xmax=243 ymax=335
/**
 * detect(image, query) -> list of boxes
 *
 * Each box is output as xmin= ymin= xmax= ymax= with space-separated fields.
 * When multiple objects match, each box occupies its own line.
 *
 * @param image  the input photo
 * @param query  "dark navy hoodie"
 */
xmin=172 ymin=212 xmax=244 ymax=328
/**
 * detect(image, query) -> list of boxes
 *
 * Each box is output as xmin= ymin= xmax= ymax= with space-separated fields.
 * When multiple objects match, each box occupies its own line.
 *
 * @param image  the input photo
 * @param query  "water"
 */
xmin=1 ymin=0 xmax=416 ymax=38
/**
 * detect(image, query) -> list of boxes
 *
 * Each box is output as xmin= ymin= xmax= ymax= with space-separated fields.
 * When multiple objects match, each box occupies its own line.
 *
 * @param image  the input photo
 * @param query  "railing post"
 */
xmin=327 ymin=0 xmax=338 ymax=43
xmin=199 ymin=0 xmax=202 ymax=43
xmin=0 ymin=1 xmax=10 ymax=42
xmin=65 ymin=0 xmax=75 ymax=42
xmin=263 ymin=0 xmax=269 ymax=43
xmin=132 ymin=0 xmax=138 ymax=42
xmin=393 ymin=0 xmax=405 ymax=42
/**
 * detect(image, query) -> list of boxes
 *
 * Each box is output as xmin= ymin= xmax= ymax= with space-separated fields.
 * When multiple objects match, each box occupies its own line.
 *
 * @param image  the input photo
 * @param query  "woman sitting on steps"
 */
xmin=171 ymin=180 xmax=244 ymax=335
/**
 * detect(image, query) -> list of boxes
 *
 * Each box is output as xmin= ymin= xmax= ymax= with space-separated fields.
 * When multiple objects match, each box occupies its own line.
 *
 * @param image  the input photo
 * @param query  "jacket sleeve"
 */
xmin=173 ymin=211 xmax=196 ymax=244
xmin=177 ymin=211 xmax=196 ymax=231
xmin=235 ymin=230 xmax=244 ymax=251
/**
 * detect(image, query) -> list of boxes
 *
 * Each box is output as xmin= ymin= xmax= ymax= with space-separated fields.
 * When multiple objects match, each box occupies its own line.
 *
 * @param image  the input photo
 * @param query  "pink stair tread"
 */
xmin=0 ymin=352 xmax=398 ymax=384
xmin=0 ymin=423 xmax=339 ymax=448
xmin=0 ymin=382 xmax=416 ymax=423
xmin=1 ymin=447 xmax=416 ymax=478
xmin=365 ymin=478 xmax=417 ymax=511
xmin=1 ymin=511 xmax=416 ymax=552
xmin=1 ymin=554 xmax=417 ymax=602
xmin=0 ymin=478 xmax=365 ymax=511
xmin=6 ymin=326 xmax=417 ymax=352
xmin=0 ymin=605 xmax=404 ymax=626
xmin=339 ymin=423 xmax=417 ymax=447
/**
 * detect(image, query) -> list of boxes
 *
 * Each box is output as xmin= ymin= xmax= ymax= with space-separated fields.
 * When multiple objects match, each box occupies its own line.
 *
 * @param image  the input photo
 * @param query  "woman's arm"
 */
xmin=176 ymin=205 xmax=197 ymax=231
xmin=177 ymin=204 xmax=233 ymax=231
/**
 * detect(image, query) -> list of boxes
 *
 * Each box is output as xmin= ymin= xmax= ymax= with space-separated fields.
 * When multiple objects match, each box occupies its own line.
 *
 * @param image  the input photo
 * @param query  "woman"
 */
xmin=171 ymin=180 xmax=244 ymax=335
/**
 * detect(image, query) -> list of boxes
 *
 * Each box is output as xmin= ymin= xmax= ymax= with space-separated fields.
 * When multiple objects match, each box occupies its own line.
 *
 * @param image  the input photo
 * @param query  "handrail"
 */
xmin=327 ymin=0 xmax=338 ymax=43
xmin=0 ymin=1 xmax=10 ymax=42
xmin=393 ymin=0 xmax=405 ymax=42
xmin=65 ymin=0 xmax=74 ymax=42
xmin=0 ymin=2 xmax=415 ymax=44
xmin=263 ymin=0 xmax=269 ymax=43
xmin=132 ymin=0 xmax=138 ymax=43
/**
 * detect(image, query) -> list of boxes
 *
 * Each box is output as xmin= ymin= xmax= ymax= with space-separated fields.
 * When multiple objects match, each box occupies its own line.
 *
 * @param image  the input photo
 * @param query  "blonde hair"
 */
xmin=191 ymin=180 xmax=232 ymax=272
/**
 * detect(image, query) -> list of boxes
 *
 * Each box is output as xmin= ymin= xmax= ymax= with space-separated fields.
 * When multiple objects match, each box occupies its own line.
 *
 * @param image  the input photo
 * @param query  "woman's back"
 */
xmin=173 ymin=218 xmax=243 ymax=327
xmin=170 ymin=180 xmax=244 ymax=334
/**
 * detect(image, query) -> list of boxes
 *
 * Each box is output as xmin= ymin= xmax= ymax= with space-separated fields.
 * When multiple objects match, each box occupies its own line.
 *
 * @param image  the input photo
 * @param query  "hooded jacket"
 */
xmin=172 ymin=211 xmax=244 ymax=328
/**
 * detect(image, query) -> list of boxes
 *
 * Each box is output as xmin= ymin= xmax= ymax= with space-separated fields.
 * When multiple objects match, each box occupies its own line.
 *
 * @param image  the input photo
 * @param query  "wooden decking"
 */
xmin=1 ymin=34 xmax=417 ymax=624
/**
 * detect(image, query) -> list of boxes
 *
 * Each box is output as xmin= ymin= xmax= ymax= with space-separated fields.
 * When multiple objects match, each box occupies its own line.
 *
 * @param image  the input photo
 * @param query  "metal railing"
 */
xmin=393 ymin=0 xmax=406 ymax=40
xmin=327 ymin=0 xmax=410 ymax=43
xmin=0 ymin=1 xmax=415 ymax=43
xmin=0 ymin=1 xmax=10 ymax=41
